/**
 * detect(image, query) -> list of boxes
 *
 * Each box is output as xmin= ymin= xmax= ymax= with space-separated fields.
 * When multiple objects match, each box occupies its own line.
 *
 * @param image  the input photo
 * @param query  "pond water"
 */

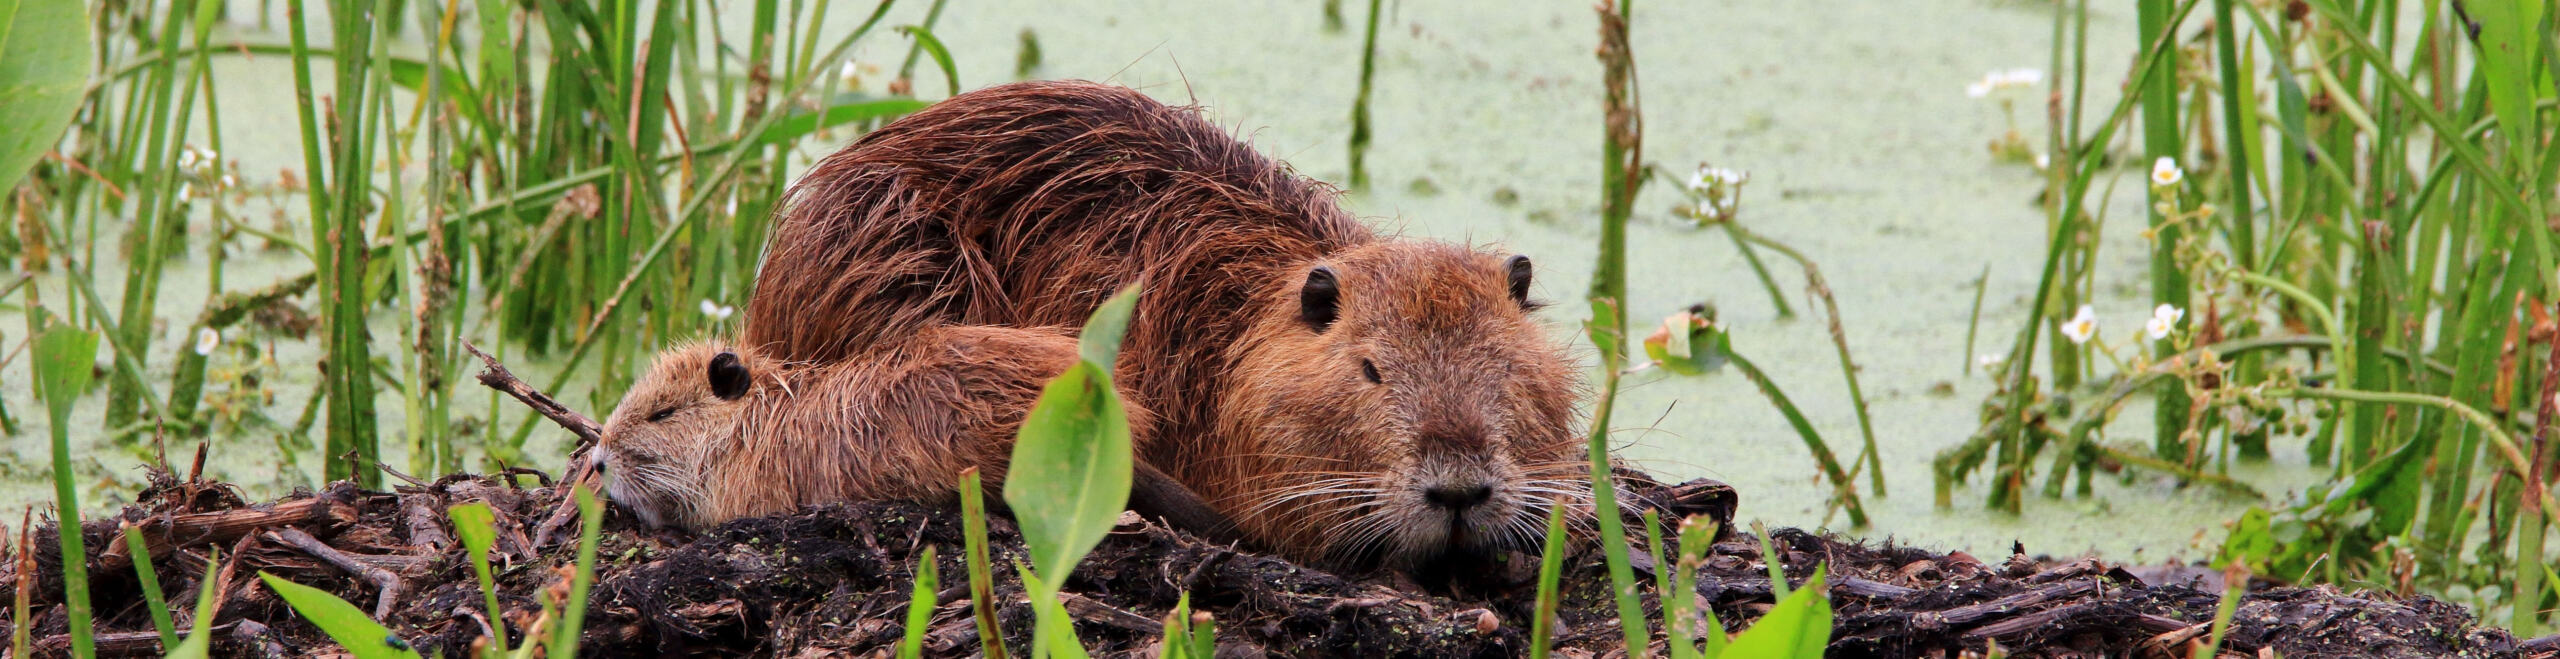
xmin=1 ymin=0 xmax=2333 ymax=565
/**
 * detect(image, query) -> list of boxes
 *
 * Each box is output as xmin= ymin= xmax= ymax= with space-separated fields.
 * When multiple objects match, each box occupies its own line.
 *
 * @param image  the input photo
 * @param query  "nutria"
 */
xmin=733 ymin=80 xmax=1587 ymax=568
xmin=599 ymin=326 xmax=1228 ymax=535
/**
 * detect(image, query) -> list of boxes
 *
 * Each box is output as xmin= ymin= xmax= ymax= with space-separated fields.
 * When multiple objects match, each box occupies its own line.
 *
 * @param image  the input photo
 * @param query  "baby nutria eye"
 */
xmin=646 ymin=406 xmax=677 ymax=423
xmin=1361 ymin=359 xmax=1382 ymax=384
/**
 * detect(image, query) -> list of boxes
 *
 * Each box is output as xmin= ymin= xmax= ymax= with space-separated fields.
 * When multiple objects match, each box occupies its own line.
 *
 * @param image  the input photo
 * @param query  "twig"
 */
xmin=462 ymin=340 xmax=602 ymax=444
xmin=267 ymin=528 xmax=405 ymax=620
xmin=461 ymin=340 xmax=607 ymax=550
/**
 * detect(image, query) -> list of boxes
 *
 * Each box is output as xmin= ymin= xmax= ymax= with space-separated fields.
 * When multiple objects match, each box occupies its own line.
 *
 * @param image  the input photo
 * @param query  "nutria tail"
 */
xmin=744 ymin=80 xmax=1371 ymax=365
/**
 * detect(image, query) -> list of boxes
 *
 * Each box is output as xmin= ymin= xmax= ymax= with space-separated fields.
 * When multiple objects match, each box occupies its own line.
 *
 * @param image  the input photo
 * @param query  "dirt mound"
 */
xmin=5 ymin=468 xmax=2535 ymax=657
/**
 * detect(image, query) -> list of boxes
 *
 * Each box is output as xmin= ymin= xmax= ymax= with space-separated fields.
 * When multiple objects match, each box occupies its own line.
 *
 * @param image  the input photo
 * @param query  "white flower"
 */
xmin=839 ymin=60 xmax=861 ymax=87
xmin=700 ymin=299 xmax=736 ymax=321
xmin=1685 ymin=166 xmax=1746 ymax=193
xmin=177 ymin=149 xmax=198 ymax=171
xmin=218 ymin=174 xmax=237 ymax=190
xmin=193 ymin=327 xmax=221 ymax=356
xmin=1968 ymin=68 xmax=2044 ymax=98
xmin=2144 ymin=304 xmax=2185 ymax=340
xmin=2033 ymin=152 xmax=2050 ymax=169
xmin=177 ymin=182 xmax=194 ymax=200
xmin=2060 ymin=305 xmax=2098 ymax=344
xmin=1978 ymin=354 xmax=2003 ymax=368
xmin=2150 ymin=156 xmax=2183 ymax=187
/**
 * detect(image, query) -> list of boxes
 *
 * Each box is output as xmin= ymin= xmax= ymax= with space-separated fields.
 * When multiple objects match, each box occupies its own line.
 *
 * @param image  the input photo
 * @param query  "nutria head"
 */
xmin=1225 ymin=242 xmax=1583 ymax=569
xmin=597 ymin=340 xmax=768 ymax=530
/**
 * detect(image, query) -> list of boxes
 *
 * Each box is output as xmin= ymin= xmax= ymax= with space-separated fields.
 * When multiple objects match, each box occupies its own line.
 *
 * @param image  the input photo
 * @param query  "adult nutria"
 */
xmin=734 ymin=80 xmax=1588 ymax=569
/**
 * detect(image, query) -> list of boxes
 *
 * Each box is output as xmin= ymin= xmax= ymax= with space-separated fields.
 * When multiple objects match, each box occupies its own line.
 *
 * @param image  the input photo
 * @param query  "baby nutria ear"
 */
xmin=1300 ymin=266 xmax=1341 ymax=332
xmin=1504 ymin=255 xmax=1534 ymax=306
xmin=708 ymin=351 xmax=752 ymax=400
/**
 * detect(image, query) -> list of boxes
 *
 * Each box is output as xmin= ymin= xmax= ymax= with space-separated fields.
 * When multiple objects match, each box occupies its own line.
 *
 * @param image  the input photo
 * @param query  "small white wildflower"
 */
xmin=2061 ymin=304 xmax=2098 ymax=344
xmin=1965 ymin=80 xmax=1993 ymax=98
xmin=2000 ymin=68 xmax=2045 ymax=86
xmin=193 ymin=327 xmax=221 ymax=356
xmin=2033 ymin=152 xmax=2050 ymax=169
xmin=838 ymin=60 xmax=861 ymax=87
xmin=2150 ymin=156 xmax=2183 ymax=187
xmin=724 ymin=195 xmax=739 ymax=217
xmin=218 ymin=174 xmax=237 ymax=190
xmin=177 ymin=149 xmax=199 ymax=171
xmin=2144 ymin=304 xmax=2185 ymax=340
xmin=700 ymin=298 xmax=736 ymax=321
xmin=177 ymin=182 xmax=194 ymax=200
xmin=1978 ymin=354 xmax=2003 ymax=368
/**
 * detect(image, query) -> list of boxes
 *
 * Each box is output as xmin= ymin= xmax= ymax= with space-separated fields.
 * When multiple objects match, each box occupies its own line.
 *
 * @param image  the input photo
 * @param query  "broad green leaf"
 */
xmin=0 ymin=0 xmax=92 ymax=192
xmin=1005 ymin=285 xmax=1142 ymax=595
xmin=1719 ymin=565 xmax=1831 ymax=659
xmin=259 ymin=572 xmax=424 ymax=659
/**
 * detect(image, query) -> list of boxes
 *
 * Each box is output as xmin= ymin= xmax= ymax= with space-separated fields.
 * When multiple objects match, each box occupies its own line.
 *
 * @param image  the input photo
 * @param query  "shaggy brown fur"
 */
xmin=736 ymin=80 xmax=1586 ymax=568
xmin=599 ymin=326 xmax=1127 ymax=530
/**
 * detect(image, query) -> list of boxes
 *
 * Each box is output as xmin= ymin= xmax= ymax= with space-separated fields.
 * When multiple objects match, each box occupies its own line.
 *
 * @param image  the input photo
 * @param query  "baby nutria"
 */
xmin=600 ymin=325 xmax=1229 ymax=534
xmin=729 ymin=80 xmax=1587 ymax=569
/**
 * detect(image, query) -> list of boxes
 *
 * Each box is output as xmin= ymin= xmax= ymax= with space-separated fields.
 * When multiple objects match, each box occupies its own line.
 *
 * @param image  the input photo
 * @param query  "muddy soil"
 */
xmin=7 ymin=466 xmax=2540 ymax=658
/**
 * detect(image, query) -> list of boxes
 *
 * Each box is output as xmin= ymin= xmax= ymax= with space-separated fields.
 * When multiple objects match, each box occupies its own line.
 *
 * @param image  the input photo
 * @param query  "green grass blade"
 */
xmin=260 ymin=572 xmax=424 ymax=659
xmin=898 ymin=547 xmax=939 ymax=659
xmin=1528 ymin=502 xmax=1569 ymax=659
xmin=959 ymin=468 xmax=1008 ymax=659
xmin=551 ymin=486 xmax=605 ymax=658
xmin=894 ymin=25 xmax=961 ymax=97
xmin=164 ymin=550 xmax=224 ymax=659
xmin=35 ymin=326 xmax=98 ymax=659
xmin=449 ymin=502 xmax=509 ymax=654
xmin=123 ymin=525 xmax=179 ymax=651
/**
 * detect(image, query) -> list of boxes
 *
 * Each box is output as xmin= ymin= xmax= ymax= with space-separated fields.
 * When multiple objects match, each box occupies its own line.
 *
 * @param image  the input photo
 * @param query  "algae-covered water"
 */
xmin=2 ymin=0 xmax=2331 ymax=564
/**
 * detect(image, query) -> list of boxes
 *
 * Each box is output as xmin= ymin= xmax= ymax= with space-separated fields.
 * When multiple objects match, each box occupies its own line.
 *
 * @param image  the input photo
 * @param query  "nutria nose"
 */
xmin=1423 ymin=483 xmax=1494 ymax=511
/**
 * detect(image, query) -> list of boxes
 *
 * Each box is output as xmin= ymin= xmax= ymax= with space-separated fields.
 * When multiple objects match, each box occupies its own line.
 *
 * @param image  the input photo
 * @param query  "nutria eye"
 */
xmin=1360 ymin=359 xmax=1382 ymax=384
xmin=646 ymin=407 xmax=676 ymax=423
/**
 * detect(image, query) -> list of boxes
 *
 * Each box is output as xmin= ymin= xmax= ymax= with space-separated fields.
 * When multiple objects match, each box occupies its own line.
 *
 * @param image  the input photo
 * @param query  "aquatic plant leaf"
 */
xmin=259 ymin=572 xmax=424 ymax=659
xmin=1717 ymin=565 xmax=1830 ymax=658
xmin=0 ymin=0 xmax=91 ymax=192
xmin=1007 ymin=284 xmax=1141 ymax=595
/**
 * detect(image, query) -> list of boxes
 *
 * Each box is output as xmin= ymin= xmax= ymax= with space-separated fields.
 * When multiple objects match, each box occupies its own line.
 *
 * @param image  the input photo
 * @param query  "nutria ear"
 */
xmin=1504 ymin=255 xmax=1534 ymax=306
xmin=1300 ymin=266 xmax=1341 ymax=332
xmin=708 ymin=351 xmax=751 ymax=400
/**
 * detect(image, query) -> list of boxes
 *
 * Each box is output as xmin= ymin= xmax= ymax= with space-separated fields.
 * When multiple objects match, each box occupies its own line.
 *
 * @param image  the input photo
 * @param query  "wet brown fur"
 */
xmin=600 ymin=326 xmax=1145 ymax=530
xmin=735 ymin=80 xmax=1586 ymax=567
